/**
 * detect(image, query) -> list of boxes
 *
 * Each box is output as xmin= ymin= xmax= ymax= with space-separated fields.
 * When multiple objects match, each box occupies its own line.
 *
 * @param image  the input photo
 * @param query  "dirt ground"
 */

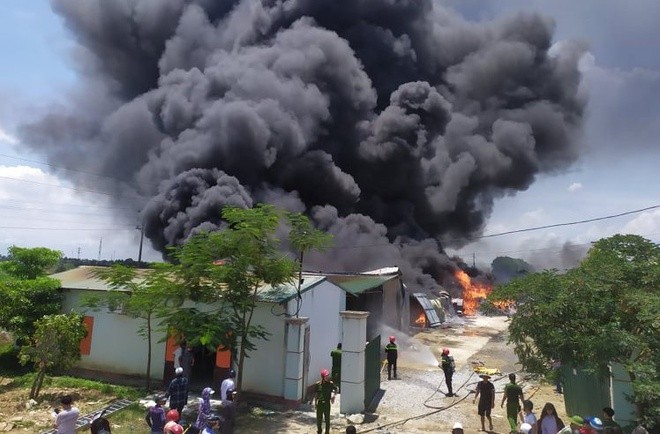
xmin=0 ymin=381 xmax=117 ymax=432
xmin=0 ymin=316 xmax=568 ymax=433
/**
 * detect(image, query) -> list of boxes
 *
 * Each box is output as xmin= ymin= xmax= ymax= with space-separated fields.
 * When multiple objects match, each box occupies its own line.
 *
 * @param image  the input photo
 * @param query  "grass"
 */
xmin=102 ymin=403 xmax=146 ymax=434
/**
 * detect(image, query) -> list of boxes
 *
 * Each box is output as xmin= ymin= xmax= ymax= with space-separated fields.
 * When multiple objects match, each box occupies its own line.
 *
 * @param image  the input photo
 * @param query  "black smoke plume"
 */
xmin=21 ymin=0 xmax=586 ymax=292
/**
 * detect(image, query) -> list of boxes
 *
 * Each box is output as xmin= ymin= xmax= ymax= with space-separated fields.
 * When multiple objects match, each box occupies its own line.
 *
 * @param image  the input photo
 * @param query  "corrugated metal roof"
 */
xmin=257 ymin=275 xmax=326 ymax=303
xmin=412 ymin=293 xmax=442 ymax=327
xmin=51 ymin=266 xmax=326 ymax=303
xmin=326 ymin=275 xmax=396 ymax=295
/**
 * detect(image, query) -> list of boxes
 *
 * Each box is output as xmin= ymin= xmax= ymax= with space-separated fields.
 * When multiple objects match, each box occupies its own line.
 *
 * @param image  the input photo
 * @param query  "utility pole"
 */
xmin=98 ymin=238 xmax=103 ymax=261
xmin=472 ymin=252 xmax=476 ymax=268
xmin=137 ymin=224 xmax=145 ymax=266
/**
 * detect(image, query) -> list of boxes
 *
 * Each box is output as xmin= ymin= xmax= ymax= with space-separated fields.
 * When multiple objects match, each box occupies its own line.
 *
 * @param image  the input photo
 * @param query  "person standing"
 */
xmin=173 ymin=340 xmax=194 ymax=380
xmin=522 ymin=400 xmax=537 ymax=428
xmin=314 ymin=369 xmax=338 ymax=434
xmin=201 ymin=415 xmax=221 ymax=434
xmin=502 ymin=373 xmax=525 ymax=433
xmin=54 ymin=395 xmax=80 ymax=434
xmin=535 ymin=402 xmax=565 ymax=434
xmin=331 ymin=343 xmax=342 ymax=391
xmin=167 ymin=367 xmax=189 ymax=416
xmin=219 ymin=388 xmax=237 ymax=434
xmin=452 ymin=422 xmax=465 ymax=434
xmin=145 ymin=395 xmax=167 ymax=434
xmin=163 ymin=409 xmax=180 ymax=434
xmin=473 ymin=374 xmax=495 ymax=432
xmin=439 ymin=348 xmax=456 ymax=396
xmin=191 ymin=387 xmax=215 ymax=434
xmin=602 ymin=408 xmax=621 ymax=430
xmin=385 ymin=336 xmax=398 ymax=380
xmin=220 ymin=369 xmax=236 ymax=401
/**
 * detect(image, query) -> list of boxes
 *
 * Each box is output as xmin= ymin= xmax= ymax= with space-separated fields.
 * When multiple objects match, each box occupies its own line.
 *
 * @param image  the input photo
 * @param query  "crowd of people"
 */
xmin=50 ymin=338 xmax=648 ymax=434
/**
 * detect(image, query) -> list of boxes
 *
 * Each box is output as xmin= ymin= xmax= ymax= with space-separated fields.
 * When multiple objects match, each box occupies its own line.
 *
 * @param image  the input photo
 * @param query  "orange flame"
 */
xmin=493 ymin=300 xmax=515 ymax=311
xmin=454 ymin=269 xmax=492 ymax=315
xmin=414 ymin=312 xmax=426 ymax=327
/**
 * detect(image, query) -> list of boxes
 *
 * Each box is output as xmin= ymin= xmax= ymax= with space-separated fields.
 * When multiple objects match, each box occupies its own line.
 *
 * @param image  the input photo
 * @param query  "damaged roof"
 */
xmin=325 ymin=274 xmax=399 ymax=295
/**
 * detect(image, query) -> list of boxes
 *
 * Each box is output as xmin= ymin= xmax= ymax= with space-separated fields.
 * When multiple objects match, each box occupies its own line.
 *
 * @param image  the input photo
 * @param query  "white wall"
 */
xmin=239 ymin=303 xmax=287 ymax=397
xmin=294 ymin=280 xmax=345 ymax=383
xmin=62 ymin=289 xmax=167 ymax=379
xmin=240 ymin=280 xmax=345 ymax=398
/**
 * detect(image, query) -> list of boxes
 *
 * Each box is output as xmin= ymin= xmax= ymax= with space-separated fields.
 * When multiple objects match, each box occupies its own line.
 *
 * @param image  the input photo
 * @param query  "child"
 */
xmin=522 ymin=400 xmax=537 ymax=427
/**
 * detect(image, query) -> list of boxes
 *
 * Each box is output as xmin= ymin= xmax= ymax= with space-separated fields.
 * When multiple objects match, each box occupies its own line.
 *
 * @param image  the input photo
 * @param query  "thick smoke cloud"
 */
xmin=21 ymin=0 xmax=585 ymax=292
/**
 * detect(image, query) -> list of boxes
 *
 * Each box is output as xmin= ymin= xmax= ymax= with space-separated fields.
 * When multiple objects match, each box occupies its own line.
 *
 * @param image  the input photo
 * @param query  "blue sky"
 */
xmin=0 ymin=1 xmax=658 ymax=268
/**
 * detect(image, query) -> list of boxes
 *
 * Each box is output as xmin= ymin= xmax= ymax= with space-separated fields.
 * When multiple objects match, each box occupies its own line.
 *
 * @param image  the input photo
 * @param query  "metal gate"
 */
xmin=364 ymin=335 xmax=381 ymax=408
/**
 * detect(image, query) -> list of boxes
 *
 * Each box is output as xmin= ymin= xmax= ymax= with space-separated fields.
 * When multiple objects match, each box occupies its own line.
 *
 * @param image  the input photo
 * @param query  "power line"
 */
xmin=477 ymin=204 xmax=660 ymax=239
xmin=0 ymin=175 xmax=121 ymax=197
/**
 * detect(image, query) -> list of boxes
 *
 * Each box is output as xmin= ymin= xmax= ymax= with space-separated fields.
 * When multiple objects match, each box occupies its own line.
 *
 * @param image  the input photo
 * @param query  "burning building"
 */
xmin=21 ymin=0 xmax=586 ymax=293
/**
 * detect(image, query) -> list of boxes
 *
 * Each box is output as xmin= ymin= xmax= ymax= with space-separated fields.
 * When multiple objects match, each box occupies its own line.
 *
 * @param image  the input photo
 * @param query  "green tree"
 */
xmin=0 ymin=246 xmax=61 ymax=279
xmin=168 ymin=204 xmax=332 ymax=392
xmin=19 ymin=313 xmax=87 ymax=399
xmin=0 ymin=246 xmax=63 ymax=342
xmin=84 ymin=264 xmax=180 ymax=391
xmin=489 ymin=234 xmax=660 ymax=426
xmin=490 ymin=256 xmax=534 ymax=284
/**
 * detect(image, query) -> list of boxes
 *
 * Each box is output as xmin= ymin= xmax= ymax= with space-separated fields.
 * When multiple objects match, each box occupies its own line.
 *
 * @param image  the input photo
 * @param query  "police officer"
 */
xmin=314 ymin=369 xmax=337 ymax=434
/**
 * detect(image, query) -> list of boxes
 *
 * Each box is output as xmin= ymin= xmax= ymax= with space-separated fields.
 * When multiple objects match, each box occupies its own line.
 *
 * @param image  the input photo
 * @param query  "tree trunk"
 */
xmin=30 ymin=366 xmax=47 ymax=399
xmin=146 ymin=312 xmax=152 ymax=391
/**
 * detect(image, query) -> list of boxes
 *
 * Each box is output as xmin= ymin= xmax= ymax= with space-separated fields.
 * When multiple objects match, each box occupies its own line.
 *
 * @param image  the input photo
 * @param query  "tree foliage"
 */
xmin=489 ymin=234 xmax=660 ymax=426
xmin=0 ymin=246 xmax=63 ymax=341
xmin=490 ymin=256 xmax=534 ymax=284
xmin=19 ymin=313 xmax=87 ymax=399
xmin=0 ymin=246 xmax=62 ymax=279
xmin=165 ymin=204 xmax=332 ymax=392
xmin=84 ymin=264 xmax=180 ymax=391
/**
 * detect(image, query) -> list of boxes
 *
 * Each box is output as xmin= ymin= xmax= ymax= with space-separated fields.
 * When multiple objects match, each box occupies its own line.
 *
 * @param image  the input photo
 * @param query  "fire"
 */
xmin=414 ymin=312 xmax=427 ymax=327
xmin=493 ymin=300 xmax=515 ymax=312
xmin=454 ymin=269 xmax=492 ymax=315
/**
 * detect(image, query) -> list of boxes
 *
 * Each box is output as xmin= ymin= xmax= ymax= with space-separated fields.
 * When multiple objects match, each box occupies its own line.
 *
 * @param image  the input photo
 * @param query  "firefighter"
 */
xmin=385 ymin=336 xmax=398 ymax=380
xmin=439 ymin=347 xmax=456 ymax=396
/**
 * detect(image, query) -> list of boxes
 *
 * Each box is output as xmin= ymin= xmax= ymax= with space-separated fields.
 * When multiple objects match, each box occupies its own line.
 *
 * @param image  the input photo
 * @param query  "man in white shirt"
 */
xmin=54 ymin=395 xmax=79 ymax=434
xmin=173 ymin=340 xmax=193 ymax=379
xmin=220 ymin=369 xmax=236 ymax=401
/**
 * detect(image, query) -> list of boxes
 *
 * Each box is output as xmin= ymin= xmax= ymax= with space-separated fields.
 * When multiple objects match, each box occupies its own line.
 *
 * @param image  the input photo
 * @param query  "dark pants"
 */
xmin=387 ymin=359 xmax=397 ymax=380
xmin=316 ymin=402 xmax=331 ymax=434
xmin=444 ymin=370 xmax=453 ymax=395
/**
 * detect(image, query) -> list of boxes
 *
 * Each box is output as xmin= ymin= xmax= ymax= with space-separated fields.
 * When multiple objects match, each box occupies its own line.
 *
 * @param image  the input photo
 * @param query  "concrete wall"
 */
xmin=62 ymin=289 xmax=167 ymax=379
xmin=294 ymin=280 xmax=345 ymax=383
xmin=239 ymin=302 xmax=287 ymax=397
xmin=610 ymin=363 xmax=637 ymax=428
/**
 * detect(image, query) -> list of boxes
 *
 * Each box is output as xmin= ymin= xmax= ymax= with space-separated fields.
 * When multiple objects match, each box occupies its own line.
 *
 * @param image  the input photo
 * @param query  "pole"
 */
xmin=137 ymin=225 xmax=144 ymax=266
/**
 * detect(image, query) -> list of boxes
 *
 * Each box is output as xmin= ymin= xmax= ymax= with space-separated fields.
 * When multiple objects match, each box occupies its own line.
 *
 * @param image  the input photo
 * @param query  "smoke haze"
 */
xmin=20 ymin=0 xmax=586 ymax=291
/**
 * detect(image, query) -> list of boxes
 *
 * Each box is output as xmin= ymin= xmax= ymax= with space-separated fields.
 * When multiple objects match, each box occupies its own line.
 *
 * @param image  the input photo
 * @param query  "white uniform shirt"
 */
xmin=220 ymin=378 xmax=235 ymax=401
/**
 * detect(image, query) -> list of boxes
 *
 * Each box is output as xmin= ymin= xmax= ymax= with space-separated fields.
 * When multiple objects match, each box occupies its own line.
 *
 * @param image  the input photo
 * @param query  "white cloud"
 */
xmin=622 ymin=209 xmax=660 ymax=239
xmin=0 ymin=127 xmax=19 ymax=145
xmin=0 ymin=165 xmax=161 ymax=261
xmin=568 ymin=182 xmax=583 ymax=192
